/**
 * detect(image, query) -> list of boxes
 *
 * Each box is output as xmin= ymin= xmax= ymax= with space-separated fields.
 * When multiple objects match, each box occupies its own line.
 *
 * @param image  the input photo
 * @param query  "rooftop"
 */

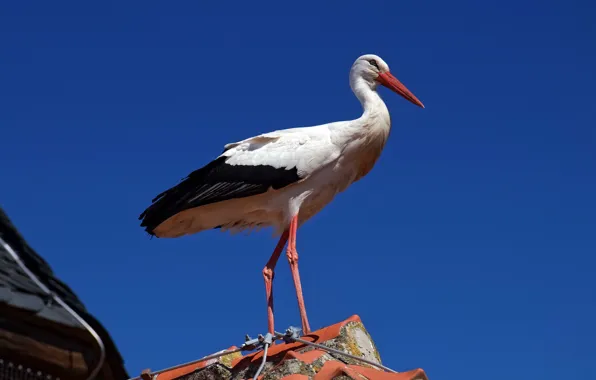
xmin=136 ymin=315 xmax=428 ymax=380
xmin=0 ymin=206 xmax=129 ymax=379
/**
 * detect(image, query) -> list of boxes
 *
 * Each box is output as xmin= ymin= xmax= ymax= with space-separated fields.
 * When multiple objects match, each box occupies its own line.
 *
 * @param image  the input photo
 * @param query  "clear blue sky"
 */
xmin=1 ymin=1 xmax=595 ymax=379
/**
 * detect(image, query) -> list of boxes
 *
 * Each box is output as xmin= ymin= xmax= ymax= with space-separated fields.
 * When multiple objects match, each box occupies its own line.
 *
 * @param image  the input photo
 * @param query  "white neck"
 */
xmin=349 ymin=74 xmax=391 ymax=128
xmin=340 ymin=73 xmax=392 ymax=182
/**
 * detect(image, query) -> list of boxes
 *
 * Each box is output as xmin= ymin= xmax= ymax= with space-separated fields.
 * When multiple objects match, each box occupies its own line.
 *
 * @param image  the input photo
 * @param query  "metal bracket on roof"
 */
xmin=281 ymin=326 xmax=302 ymax=344
xmin=251 ymin=332 xmax=274 ymax=380
xmin=241 ymin=332 xmax=274 ymax=352
xmin=129 ymin=326 xmax=299 ymax=380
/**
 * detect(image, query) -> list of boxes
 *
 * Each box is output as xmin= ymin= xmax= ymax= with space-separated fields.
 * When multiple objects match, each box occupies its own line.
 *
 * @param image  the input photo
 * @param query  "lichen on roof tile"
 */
xmin=151 ymin=315 xmax=428 ymax=380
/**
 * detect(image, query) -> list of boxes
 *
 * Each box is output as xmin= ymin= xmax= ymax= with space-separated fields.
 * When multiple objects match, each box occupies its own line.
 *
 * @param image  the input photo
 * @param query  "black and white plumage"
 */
xmin=138 ymin=53 xmax=424 ymax=335
xmin=139 ymin=54 xmax=424 ymax=239
xmin=139 ymin=155 xmax=301 ymax=235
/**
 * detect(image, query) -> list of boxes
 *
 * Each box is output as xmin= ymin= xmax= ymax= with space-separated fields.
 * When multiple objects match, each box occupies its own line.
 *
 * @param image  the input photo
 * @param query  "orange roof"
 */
xmin=139 ymin=315 xmax=428 ymax=380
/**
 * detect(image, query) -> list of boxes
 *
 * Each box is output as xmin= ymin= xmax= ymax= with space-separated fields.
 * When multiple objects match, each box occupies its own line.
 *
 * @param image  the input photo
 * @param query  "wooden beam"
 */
xmin=0 ymin=328 xmax=88 ymax=375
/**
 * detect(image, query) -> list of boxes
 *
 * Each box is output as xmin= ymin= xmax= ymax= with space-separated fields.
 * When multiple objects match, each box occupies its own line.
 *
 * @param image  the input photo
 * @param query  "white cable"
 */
xmin=127 ymin=327 xmax=398 ymax=380
xmin=252 ymin=343 xmax=270 ymax=380
xmin=0 ymin=236 xmax=106 ymax=380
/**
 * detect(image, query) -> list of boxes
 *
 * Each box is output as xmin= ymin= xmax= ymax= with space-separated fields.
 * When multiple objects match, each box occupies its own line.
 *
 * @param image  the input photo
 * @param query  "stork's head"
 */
xmin=351 ymin=54 xmax=424 ymax=108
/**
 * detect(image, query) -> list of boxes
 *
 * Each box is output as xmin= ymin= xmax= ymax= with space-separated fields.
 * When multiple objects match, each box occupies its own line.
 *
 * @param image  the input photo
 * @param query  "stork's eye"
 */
xmin=368 ymin=59 xmax=379 ymax=69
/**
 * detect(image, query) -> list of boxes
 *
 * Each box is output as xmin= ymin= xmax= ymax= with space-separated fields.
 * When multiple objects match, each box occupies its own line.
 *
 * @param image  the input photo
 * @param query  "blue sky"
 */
xmin=1 ymin=1 xmax=595 ymax=379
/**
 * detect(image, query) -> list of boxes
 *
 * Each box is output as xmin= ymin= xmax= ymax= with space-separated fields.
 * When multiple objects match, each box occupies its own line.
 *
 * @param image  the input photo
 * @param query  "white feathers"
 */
xmin=149 ymin=54 xmax=403 ymax=238
xmin=221 ymin=125 xmax=341 ymax=178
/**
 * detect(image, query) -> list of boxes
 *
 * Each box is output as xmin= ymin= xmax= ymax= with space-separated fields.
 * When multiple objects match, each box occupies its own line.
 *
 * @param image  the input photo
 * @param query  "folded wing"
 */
xmin=139 ymin=126 xmax=339 ymax=235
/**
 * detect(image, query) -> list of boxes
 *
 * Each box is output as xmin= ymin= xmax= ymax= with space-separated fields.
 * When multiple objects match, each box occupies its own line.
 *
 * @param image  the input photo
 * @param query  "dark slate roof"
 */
xmin=0 ymin=210 xmax=85 ymax=326
xmin=0 ymin=205 xmax=129 ymax=379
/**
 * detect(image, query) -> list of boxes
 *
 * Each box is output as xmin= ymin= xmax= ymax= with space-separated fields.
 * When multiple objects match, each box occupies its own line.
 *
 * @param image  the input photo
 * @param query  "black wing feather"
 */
xmin=139 ymin=156 xmax=301 ymax=235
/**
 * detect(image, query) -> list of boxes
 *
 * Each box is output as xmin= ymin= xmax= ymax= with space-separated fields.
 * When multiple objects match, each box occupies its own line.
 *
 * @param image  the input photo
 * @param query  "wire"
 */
xmin=0 ymin=236 xmax=106 ymax=380
xmin=274 ymin=332 xmax=398 ymax=374
xmin=127 ymin=347 xmax=245 ymax=380
xmin=127 ymin=326 xmax=398 ymax=379
xmin=252 ymin=342 xmax=270 ymax=380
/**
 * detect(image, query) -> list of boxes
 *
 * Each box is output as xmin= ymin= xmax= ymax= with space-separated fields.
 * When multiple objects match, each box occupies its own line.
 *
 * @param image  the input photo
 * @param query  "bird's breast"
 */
xmin=348 ymin=126 xmax=389 ymax=183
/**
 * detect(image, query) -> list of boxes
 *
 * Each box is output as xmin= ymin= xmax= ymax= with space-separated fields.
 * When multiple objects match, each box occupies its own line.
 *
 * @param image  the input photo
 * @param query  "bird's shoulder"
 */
xmin=223 ymin=125 xmax=331 ymax=151
xmin=221 ymin=124 xmax=341 ymax=176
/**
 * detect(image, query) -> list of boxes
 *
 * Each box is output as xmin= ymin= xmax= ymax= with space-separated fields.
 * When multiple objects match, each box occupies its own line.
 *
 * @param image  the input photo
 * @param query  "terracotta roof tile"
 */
xmin=144 ymin=315 xmax=428 ymax=380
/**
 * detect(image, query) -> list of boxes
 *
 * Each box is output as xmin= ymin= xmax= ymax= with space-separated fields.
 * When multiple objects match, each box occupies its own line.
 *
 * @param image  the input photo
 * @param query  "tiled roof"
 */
xmin=0 ymin=205 xmax=129 ymax=379
xmin=138 ymin=315 xmax=428 ymax=380
xmin=0 ymin=212 xmax=83 ymax=326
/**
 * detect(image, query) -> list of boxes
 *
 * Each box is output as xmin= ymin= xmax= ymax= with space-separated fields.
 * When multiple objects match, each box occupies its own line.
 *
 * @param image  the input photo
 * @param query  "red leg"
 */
xmin=286 ymin=215 xmax=311 ymax=334
xmin=262 ymin=230 xmax=289 ymax=335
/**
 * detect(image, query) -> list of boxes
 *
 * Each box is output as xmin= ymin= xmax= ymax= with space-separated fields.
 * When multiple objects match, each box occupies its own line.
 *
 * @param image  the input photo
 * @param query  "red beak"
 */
xmin=377 ymin=72 xmax=424 ymax=108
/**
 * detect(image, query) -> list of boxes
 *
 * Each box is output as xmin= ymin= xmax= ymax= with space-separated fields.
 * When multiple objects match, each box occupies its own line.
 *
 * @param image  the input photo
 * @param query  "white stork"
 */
xmin=139 ymin=54 xmax=424 ymax=336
